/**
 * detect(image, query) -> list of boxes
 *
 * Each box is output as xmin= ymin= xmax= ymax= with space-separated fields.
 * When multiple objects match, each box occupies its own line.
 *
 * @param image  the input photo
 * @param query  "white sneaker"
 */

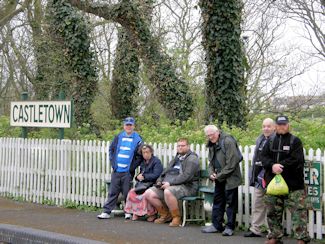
xmin=97 ymin=212 xmax=111 ymax=219
xmin=125 ymin=213 xmax=131 ymax=219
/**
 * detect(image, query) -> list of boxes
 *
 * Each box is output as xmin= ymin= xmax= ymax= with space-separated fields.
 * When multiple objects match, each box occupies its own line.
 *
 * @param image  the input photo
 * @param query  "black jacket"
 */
xmin=261 ymin=132 xmax=305 ymax=191
xmin=137 ymin=156 xmax=163 ymax=183
xmin=249 ymin=134 xmax=270 ymax=187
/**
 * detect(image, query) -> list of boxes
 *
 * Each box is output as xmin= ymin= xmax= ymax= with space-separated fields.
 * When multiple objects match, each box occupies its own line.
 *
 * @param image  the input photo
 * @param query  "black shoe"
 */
xmin=244 ymin=231 xmax=262 ymax=237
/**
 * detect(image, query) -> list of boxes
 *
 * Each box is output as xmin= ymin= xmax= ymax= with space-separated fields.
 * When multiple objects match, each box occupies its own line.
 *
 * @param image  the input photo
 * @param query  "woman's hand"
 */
xmin=137 ymin=173 xmax=144 ymax=181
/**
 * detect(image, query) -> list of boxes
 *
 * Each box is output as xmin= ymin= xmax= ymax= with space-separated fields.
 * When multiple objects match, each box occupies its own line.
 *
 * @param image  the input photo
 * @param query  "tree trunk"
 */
xmin=200 ymin=0 xmax=248 ymax=128
xmin=66 ymin=0 xmax=194 ymax=121
xmin=110 ymin=29 xmax=140 ymax=120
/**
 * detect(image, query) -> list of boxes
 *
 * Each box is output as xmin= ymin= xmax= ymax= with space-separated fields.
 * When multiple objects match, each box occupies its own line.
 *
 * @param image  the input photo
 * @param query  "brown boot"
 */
xmin=169 ymin=209 xmax=181 ymax=227
xmin=154 ymin=206 xmax=172 ymax=224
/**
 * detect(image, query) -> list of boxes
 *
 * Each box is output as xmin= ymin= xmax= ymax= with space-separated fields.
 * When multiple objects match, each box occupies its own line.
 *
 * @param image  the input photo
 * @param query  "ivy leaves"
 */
xmin=111 ymin=29 xmax=140 ymax=120
xmin=49 ymin=0 xmax=98 ymax=128
xmin=200 ymin=0 xmax=248 ymax=128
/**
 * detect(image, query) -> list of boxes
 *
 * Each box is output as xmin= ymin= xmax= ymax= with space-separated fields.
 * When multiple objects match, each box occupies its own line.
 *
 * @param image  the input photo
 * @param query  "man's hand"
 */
xmin=272 ymin=164 xmax=284 ymax=174
xmin=161 ymin=182 xmax=170 ymax=189
xmin=136 ymin=173 xmax=144 ymax=181
xmin=210 ymin=173 xmax=217 ymax=181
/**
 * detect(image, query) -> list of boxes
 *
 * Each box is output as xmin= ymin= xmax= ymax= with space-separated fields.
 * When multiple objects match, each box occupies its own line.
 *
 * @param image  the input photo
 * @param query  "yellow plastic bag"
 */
xmin=266 ymin=174 xmax=289 ymax=196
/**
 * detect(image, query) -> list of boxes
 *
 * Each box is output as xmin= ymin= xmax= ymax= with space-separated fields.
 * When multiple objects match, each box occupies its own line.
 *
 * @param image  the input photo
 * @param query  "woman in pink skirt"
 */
xmin=125 ymin=144 xmax=163 ymax=221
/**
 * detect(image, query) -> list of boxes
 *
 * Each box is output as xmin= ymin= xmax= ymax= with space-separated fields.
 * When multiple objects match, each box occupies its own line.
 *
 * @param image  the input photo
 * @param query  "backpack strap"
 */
xmin=268 ymin=133 xmax=276 ymax=152
xmin=220 ymin=135 xmax=243 ymax=162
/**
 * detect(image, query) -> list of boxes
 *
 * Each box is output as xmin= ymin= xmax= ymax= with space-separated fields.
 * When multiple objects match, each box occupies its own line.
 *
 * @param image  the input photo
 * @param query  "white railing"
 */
xmin=0 ymin=137 xmax=324 ymax=239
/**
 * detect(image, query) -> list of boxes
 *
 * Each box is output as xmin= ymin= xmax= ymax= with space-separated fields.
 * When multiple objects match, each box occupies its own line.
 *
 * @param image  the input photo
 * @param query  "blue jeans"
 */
xmin=212 ymin=181 xmax=238 ymax=230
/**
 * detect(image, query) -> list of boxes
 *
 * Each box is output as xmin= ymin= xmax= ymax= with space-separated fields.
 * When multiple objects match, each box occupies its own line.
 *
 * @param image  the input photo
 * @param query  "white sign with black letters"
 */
xmin=10 ymin=101 xmax=72 ymax=128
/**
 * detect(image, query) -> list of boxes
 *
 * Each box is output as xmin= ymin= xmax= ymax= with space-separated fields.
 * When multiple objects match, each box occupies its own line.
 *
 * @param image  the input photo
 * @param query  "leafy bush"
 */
xmin=1 ymin=114 xmax=324 ymax=150
xmin=0 ymin=116 xmax=20 ymax=137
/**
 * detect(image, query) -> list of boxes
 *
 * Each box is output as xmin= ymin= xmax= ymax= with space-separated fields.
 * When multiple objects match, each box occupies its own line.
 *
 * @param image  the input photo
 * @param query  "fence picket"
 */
xmin=71 ymin=140 xmax=76 ymax=203
xmin=76 ymin=140 xmax=81 ymax=205
xmin=101 ymin=140 xmax=106 ymax=206
xmin=243 ymin=145 xmax=250 ymax=228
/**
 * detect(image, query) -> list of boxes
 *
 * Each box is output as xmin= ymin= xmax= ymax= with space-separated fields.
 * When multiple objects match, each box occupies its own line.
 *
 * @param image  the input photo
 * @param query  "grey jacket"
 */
xmin=208 ymin=132 xmax=242 ymax=190
xmin=157 ymin=150 xmax=200 ymax=190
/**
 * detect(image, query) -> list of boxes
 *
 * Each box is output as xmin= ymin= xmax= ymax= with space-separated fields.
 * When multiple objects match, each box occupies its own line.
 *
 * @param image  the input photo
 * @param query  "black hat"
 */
xmin=275 ymin=115 xmax=289 ymax=124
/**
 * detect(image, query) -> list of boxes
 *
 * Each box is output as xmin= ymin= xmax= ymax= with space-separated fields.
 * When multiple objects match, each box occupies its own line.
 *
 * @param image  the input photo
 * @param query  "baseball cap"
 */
xmin=275 ymin=115 xmax=289 ymax=124
xmin=123 ymin=117 xmax=135 ymax=125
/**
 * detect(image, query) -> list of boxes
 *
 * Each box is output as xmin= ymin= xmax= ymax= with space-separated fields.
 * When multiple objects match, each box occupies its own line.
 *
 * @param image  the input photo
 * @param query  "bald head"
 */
xmin=262 ymin=118 xmax=275 ymax=137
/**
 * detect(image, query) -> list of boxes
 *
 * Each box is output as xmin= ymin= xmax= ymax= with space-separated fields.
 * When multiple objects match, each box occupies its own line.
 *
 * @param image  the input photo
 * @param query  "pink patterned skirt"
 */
xmin=124 ymin=188 xmax=157 ymax=216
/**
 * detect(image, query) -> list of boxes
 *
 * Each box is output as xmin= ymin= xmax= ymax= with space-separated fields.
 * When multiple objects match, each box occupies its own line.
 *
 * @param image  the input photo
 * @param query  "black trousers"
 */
xmin=212 ymin=181 xmax=238 ymax=230
xmin=103 ymin=172 xmax=131 ymax=214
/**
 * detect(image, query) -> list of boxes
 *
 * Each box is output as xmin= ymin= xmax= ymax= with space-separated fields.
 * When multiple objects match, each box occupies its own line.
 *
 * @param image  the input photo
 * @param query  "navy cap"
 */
xmin=275 ymin=115 xmax=289 ymax=124
xmin=123 ymin=117 xmax=135 ymax=125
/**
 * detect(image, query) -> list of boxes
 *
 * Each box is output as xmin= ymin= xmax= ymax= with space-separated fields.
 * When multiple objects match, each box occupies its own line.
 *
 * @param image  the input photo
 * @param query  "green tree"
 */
xmin=66 ymin=0 xmax=194 ymax=121
xmin=200 ymin=0 xmax=248 ymax=128
xmin=110 ymin=29 xmax=140 ymax=120
xmin=49 ymin=0 xmax=98 ymax=129
xmin=28 ymin=0 xmax=72 ymax=100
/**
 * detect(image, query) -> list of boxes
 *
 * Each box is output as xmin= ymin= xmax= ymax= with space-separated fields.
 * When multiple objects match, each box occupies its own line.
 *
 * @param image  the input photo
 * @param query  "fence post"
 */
xmin=58 ymin=91 xmax=65 ymax=140
xmin=20 ymin=92 xmax=28 ymax=138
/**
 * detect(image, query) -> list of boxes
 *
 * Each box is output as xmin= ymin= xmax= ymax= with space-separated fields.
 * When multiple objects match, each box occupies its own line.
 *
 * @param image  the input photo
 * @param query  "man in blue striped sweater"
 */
xmin=97 ymin=117 xmax=143 ymax=219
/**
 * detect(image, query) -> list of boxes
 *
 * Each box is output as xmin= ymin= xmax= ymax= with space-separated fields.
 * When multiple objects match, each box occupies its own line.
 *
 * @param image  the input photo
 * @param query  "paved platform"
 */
xmin=0 ymin=197 xmax=318 ymax=244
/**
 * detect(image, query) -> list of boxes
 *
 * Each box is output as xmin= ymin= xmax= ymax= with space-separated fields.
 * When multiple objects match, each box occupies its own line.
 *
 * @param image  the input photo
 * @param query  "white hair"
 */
xmin=263 ymin=118 xmax=274 ymax=125
xmin=204 ymin=125 xmax=219 ymax=134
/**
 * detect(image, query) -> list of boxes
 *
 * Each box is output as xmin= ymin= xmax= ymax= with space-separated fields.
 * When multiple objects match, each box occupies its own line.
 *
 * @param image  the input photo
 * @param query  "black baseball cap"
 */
xmin=275 ymin=115 xmax=289 ymax=124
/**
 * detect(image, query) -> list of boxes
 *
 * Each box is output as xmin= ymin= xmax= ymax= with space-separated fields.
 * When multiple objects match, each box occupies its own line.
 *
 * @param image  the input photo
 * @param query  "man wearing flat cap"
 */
xmin=98 ymin=117 xmax=143 ymax=220
xmin=261 ymin=115 xmax=310 ymax=244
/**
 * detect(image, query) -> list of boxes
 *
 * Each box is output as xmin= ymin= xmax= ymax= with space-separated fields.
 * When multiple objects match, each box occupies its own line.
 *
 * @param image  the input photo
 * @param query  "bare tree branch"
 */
xmin=0 ymin=0 xmax=32 ymax=28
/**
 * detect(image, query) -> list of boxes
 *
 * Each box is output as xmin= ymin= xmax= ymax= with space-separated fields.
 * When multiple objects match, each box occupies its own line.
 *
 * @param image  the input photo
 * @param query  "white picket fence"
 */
xmin=0 ymin=137 xmax=324 ymax=239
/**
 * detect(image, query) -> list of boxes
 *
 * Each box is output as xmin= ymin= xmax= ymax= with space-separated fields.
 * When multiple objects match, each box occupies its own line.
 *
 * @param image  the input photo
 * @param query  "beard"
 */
xmin=277 ymin=128 xmax=289 ymax=134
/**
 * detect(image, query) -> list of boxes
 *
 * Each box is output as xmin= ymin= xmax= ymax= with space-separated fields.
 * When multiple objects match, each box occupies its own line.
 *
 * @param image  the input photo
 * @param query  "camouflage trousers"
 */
xmin=264 ymin=189 xmax=311 ymax=242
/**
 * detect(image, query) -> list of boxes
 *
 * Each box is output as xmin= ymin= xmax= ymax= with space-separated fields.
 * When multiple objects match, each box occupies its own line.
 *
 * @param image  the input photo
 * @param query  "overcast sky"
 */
xmin=281 ymin=19 xmax=325 ymax=96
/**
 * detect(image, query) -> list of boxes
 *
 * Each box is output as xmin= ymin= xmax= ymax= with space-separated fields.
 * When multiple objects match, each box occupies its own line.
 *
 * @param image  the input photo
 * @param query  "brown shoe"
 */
xmin=169 ymin=209 xmax=181 ymax=227
xmin=146 ymin=215 xmax=156 ymax=222
xmin=154 ymin=206 xmax=172 ymax=224
xmin=297 ymin=241 xmax=308 ymax=244
xmin=265 ymin=239 xmax=283 ymax=244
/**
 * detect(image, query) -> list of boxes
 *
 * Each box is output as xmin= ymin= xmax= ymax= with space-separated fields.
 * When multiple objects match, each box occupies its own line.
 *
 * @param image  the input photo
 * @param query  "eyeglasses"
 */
xmin=206 ymin=133 xmax=217 ymax=138
xmin=177 ymin=144 xmax=188 ymax=147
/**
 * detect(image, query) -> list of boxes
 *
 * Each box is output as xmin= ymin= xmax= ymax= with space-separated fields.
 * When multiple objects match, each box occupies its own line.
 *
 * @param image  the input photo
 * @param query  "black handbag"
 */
xmin=162 ymin=167 xmax=180 ymax=183
xmin=134 ymin=181 xmax=153 ymax=195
